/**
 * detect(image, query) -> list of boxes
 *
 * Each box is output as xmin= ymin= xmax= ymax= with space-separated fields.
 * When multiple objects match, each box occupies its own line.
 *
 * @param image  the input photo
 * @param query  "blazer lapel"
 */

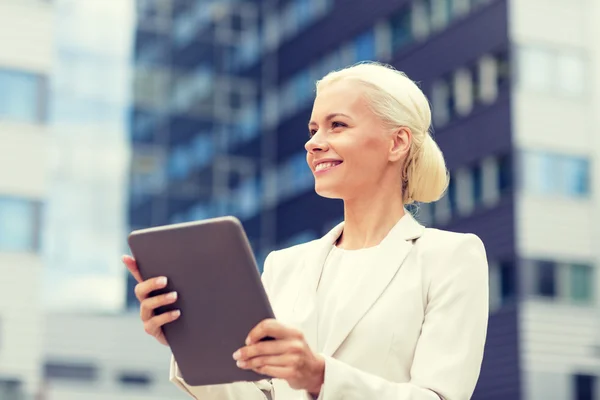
xmin=321 ymin=212 xmax=425 ymax=357
xmin=292 ymin=222 xmax=345 ymax=352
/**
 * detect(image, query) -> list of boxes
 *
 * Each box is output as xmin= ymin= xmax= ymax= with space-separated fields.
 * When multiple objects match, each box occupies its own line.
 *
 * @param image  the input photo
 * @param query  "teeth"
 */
xmin=316 ymin=162 xmax=340 ymax=171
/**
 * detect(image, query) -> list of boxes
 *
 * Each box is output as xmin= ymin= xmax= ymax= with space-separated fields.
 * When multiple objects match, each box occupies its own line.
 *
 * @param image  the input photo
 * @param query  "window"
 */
xmin=490 ymin=261 xmax=517 ymax=311
xmin=452 ymin=0 xmax=471 ymax=17
xmin=500 ymin=261 xmax=517 ymax=302
xmin=556 ymin=52 xmax=585 ymax=96
xmin=535 ymin=260 xmax=557 ymax=298
xmin=118 ymin=372 xmax=153 ymax=387
xmin=522 ymin=151 xmax=590 ymax=198
xmin=353 ymin=30 xmax=376 ymax=62
xmin=454 ymin=68 xmax=473 ymax=116
xmin=518 ymin=46 xmax=553 ymax=91
xmin=0 ymin=197 xmax=40 ymax=252
xmin=411 ymin=0 xmax=431 ymax=39
xmin=0 ymin=68 xmax=45 ymax=123
xmin=430 ymin=0 xmax=451 ymax=31
xmin=569 ymin=264 xmax=594 ymax=304
xmin=431 ymin=79 xmax=451 ymax=127
xmin=478 ymin=55 xmax=499 ymax=103
xmin=390 ymin=7 xmax=413 ymax=51
xmin=471 ymin=164 xmax=483 ymax=206
xmin=446 ymin=174 xmax=457 ymax=216
xmin=44 ymin=362 xmax=98 ymax=382
xmin=518 ymin=46 xmax=585 ymax=96
xmin=573 ymin=374 xmax=596 ymax=400
xmin=0 ymin=379 xmax=22 ymax=400
xmin=497 ymin=154 xmax=512 ymax=193
xmin=562 ymin=156 xmax=590 ymax=197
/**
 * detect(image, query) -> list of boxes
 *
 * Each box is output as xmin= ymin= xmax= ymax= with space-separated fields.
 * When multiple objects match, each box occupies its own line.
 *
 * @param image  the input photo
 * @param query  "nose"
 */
xmin=305 ymin=130 xmax=329 ymax=153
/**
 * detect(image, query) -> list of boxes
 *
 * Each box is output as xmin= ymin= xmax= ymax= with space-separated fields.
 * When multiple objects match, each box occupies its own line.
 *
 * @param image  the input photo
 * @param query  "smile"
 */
xmin=315 ymin=161 xmax=343 ymax=173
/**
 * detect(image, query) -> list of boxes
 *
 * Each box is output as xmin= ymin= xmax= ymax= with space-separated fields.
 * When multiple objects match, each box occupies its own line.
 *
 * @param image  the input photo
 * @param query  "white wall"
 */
xmin=510 ymin=0 xmax=600 ymax=398
xmin=0 ymin=0 xmax=53 ymax=73
xmin=42 ymin=313 xmax=187 ymax=400
xmin=0 ymin=0 xmax=53 ymax=397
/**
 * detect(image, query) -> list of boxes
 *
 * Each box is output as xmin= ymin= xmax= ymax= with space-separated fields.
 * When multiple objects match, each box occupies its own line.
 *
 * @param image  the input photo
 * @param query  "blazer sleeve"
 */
xmin=168 ymin=252 xmax=278 ymax=400
xmin=315 ymin=234 xmax=489 ymax=400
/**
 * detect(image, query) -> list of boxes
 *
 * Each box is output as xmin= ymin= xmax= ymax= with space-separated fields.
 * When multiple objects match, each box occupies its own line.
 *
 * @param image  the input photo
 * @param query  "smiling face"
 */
xmin=305 ymin=80 xmax=402 ymax=200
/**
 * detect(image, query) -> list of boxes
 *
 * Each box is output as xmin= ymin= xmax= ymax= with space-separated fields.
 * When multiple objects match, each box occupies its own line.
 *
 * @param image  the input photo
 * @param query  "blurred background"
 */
xmin=1 ymin=0 xmax=599 ymax=399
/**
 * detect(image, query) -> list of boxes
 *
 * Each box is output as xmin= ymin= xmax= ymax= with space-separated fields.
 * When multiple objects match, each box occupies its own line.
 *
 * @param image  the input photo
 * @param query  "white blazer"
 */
xmin=170 ymin=212 xmax=489 ymax=400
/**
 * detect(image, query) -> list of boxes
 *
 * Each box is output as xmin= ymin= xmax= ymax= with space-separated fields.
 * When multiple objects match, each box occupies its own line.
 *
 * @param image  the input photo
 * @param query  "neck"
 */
xmin=336 ymin=187 xmax=406 ymax=250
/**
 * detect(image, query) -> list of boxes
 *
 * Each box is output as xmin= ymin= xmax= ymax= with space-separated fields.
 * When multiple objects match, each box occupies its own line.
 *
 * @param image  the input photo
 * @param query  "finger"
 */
xmin=134 ymin=276 xmax=168 ymax=303
xmin=252 ymin=365 xmax=294 ymax=380
xmin=246 ymin=319 xmax=303 ymax=345
xmin=122 ymin=255 xmax=143 ymax=283
xmin=234 ymin=339 xmax=300 ymax=361
xmin=237 ymin=353 xmax=298 ymax=370
xmin=140 ymin=291 xmax=178 ymax=322
xmin=143 ymin=309 xmax=181 ymax=337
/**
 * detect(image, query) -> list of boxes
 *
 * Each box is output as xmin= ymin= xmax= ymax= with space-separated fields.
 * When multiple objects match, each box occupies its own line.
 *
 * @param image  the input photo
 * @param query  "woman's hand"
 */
xmin=233 ymin=319 xmax=325 ymax=395
xmin=122 ymin=255 xmax=181 ymax=346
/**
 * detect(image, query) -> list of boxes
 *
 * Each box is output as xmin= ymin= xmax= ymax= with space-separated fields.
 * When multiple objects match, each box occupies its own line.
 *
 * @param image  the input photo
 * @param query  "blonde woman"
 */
xmin=124 ymin=62 xmax=489 ymax=400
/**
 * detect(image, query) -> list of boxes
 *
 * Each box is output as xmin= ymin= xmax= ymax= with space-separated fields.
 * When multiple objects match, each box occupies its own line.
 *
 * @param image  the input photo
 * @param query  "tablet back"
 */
xmin=127 ymin=216 xmax=275 ymax=386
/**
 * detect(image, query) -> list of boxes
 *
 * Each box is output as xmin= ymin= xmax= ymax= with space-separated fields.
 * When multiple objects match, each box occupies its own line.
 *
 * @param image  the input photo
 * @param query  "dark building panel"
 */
xmin=473 ymin=305 xmax=522 ymax=400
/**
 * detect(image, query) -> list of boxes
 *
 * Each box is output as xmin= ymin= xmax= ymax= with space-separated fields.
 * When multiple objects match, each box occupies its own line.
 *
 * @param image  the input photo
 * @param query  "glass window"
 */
xmin=535 ymin=260 xmax=557 ymax=298
xmin=430 ymin=0 xmax=451 ymax=30
xmin=0 ymin=197 xmax=39 ymax=252
xmin=452 ymin=0 xmax=471 ymax=16
xmin=522 ymin=151 xmax=590 ymax=198
xmin=518 ymin=46 xmax=553 ymax=91
xmin=562 ymin=155 xmax=589 ymax=197
xmin=556 ymin=52 xmax=585 ymax=96
xmin=497 ymin=154 xmax=512 ymax=193
xmin=478 ymin=54 xmax=499 ymax=103
xmin=454 ymin=68 xmax=473 ymax=116
xmin=569 ymin=264 xmax=594 ymax=303
xmin=0 ymin=68 xmax=44 ymax=123
xmin=431 ymin=79 xmax=450 ymax=127
xmin=390 ymin=7 xmax=413 ymax=51
xmin=573 ymin=374 xmax=596 ymax=400
xmin=353 ymin=30 xmax=376 ymax=62
xmin=471 ymin=164 xmax=483 ymax=206
xmin=411 ymin=0 xmax=431 ymax=39
xmin=500 ymin=261 xmax=517 ymax=302
xmin=44 ymin=362 xmax=98 ymax=382
xmin=118 ymin=372 xmax=152 ymax=386
xmin=447 ymin=174 xmax=457 ymax=216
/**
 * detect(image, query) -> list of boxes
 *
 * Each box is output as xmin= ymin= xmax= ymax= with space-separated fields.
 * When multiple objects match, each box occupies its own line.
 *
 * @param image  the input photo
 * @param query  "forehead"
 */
xmin=312 ymin=80 xmax=368 ymax=115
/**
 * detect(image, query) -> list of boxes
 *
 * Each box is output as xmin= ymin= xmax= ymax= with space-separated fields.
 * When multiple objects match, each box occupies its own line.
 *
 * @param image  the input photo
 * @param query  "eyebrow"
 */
xmin=308 ymin=113 xmax=352 ymax=127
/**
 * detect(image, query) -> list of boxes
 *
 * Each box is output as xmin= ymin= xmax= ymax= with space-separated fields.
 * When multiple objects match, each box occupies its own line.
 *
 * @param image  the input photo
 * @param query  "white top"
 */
xmin=316 ymin=243 xmax=381 ymax=352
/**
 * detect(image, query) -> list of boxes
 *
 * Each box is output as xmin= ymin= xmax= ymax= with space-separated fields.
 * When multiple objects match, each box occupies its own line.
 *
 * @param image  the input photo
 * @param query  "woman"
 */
xmin=123 ymin=62 xmax=489 ymax=400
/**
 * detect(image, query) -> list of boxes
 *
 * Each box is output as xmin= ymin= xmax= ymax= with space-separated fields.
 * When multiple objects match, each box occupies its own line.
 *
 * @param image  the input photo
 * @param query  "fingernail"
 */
xmin=156 ymin=277 xmax=167 ymax=286
xmin=232 ymin=350 xmax=240 ymax=360
xmin=171 ymin=310 xmax=181 ymax=318
xmin=167 ymin=291 xmax=177 ymax=300
xmin=236 ymin=360 xmax=246 ymax=368
xmin=245 ymin=337 xmax=251 ymax=345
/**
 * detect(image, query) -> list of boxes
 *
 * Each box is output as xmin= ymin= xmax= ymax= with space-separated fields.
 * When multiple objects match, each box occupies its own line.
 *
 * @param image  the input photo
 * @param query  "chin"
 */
xmin=314 ymin=184 xmax=344 ymax=199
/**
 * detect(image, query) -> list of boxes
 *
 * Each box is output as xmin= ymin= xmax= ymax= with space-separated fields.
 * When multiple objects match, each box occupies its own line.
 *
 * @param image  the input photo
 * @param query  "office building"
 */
xmin=0 ymin=0 xmax=53 ymax=398
xmin=130 ymin=1 xmax=600 ymax=398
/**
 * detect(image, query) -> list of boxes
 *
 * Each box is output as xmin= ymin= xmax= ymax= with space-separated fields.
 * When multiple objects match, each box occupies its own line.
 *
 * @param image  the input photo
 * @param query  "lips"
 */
xmin=314 ymin=160 xmax=343 ymax=172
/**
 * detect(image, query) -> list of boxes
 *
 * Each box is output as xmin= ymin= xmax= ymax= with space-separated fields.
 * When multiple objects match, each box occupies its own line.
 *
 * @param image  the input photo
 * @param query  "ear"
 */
xmin=389 ymin=127 xmax=411 ymax=163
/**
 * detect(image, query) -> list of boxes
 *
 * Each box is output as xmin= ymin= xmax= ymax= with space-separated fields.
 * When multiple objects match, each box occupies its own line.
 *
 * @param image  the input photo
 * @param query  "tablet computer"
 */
xmin=127 ymin=216 xmax=275 ymax=386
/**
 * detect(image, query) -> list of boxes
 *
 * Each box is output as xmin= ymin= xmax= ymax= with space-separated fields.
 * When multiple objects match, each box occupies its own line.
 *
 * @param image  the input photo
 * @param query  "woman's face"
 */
xmin=306 ymin=80 xmax=401 ymax=200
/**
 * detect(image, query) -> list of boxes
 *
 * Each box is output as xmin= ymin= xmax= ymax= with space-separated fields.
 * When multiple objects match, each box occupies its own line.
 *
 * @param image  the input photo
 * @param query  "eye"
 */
xmin=308 ymin=128 xmax=317 ymax=138
xmin=331 ymin=121 xmax=346 ymax=129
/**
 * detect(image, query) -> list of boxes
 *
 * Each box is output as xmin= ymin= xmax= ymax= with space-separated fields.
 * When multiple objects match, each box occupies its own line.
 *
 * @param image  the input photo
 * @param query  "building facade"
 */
xmin=0 ymin=0 xmax=53 ymax=398
xmin=41 ymin=313 xmax=186 ymax=400
xmin=129 ymin=0 xmax=599 ymax=398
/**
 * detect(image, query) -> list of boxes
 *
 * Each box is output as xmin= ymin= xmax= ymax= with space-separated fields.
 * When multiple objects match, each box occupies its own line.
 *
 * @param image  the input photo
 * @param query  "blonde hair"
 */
xmin=316 ymin=61 xmax=449 ymax=204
